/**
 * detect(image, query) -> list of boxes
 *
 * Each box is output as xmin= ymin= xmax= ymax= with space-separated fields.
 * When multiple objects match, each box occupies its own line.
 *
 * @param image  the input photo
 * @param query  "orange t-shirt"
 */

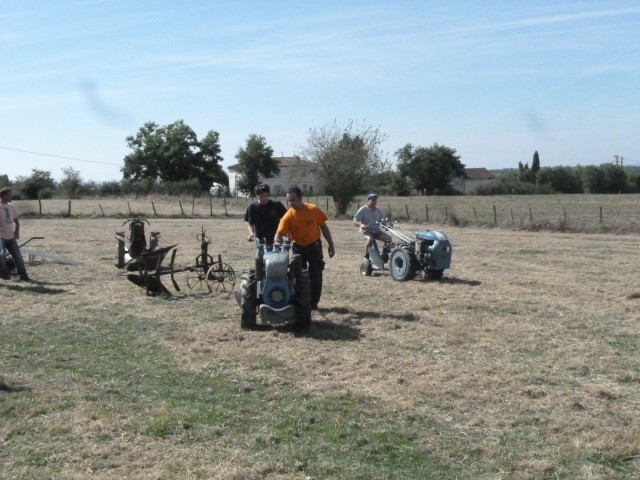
xmin=277 ymin=203 xmax=328 ymax=246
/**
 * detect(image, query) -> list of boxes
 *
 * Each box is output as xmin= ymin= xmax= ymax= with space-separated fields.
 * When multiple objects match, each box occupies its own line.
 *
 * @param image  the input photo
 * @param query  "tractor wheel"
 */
xmin=293 ymin=269 xmax=312 ymax=330
xmin=426 ymin=269 xmax=444 ymax=280
xmin=389 ymin=247 xmax=416 ymax=282
xmin=360 ymin=260 xmax=373 ymax=276
xmin=240 ymin=268 xmax=258 ymax=329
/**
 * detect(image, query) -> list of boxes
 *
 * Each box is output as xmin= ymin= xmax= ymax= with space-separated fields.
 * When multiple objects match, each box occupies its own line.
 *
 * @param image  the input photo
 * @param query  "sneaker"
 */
xmin=19 ymin=275 xmax=31 ymax=282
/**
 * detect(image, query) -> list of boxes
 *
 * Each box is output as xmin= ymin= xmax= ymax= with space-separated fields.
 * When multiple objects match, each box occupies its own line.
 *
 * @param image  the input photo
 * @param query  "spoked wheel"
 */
xmin=389 ymin=247 xmax=416 ymax=282
xmin=206 ymin=262 xmax=236 ymax=292
xmin=186 ymin=269 xmax=212 ymax=292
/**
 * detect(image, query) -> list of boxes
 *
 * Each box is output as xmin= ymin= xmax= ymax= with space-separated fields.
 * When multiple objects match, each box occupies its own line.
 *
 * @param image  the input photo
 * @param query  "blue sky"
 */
xmin=1 ymin=0 xmax=639 ymax=183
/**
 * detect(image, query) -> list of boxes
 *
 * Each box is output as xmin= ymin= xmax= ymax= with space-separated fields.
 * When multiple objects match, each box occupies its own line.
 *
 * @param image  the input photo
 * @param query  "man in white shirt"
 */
xmin=353 ymin=193 xmax=392 ymax=259
xmin=0 ymin=187 xmax=30 ymax=281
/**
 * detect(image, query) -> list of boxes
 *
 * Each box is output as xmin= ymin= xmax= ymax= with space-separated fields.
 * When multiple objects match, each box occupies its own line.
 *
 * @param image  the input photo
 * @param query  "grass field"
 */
xmin=2 ymin=196 xmax=640 ymax=479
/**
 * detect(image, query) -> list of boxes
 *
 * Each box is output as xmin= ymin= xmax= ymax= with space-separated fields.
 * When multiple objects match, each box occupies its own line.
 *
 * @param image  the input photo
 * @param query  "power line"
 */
xmin=0 ymin=146 xmax=121 ymax=166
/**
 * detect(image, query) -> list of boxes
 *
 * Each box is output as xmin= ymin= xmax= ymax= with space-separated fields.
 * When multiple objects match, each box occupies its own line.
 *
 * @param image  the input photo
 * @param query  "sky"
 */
xmin=1 ymin=0 xmax=639 ymax=183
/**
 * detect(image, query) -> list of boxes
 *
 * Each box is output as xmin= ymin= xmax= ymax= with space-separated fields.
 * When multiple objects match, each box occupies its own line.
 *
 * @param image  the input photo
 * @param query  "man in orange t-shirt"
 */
xmin=274 ymin=185 xmax=335 ymax=310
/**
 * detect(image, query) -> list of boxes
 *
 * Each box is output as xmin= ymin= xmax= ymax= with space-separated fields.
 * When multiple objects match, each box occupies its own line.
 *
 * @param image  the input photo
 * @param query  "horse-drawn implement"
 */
xmin=116 ymin=218 xmax=235 ymax=296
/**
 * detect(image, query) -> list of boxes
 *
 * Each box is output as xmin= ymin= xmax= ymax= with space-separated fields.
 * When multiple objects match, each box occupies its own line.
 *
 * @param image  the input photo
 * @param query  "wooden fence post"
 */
xmin=209 ymin=197 xmax=213 ymax=216
xmin=529 ymin=207 xmax=533 ymax=222
xmin=179 ymin=200 xmax=185 ymax=216
xmin=425 ymin=203 xmax=429 ymax=222
xmin=405 ymin=204 xmax=410 ymax=220
xmin=99 ymin=204 xmax=105 ymax=217
xmin=151 ymin=201 xmax=157 ymax=217
xmin=67 ymin=200 xmax=71 ymax=217
xmin=127 ymin=201 xmax=132 ymax=216
xmin=38 ymin=199 xmax=42 ymax=216
xmin=473 ymin=207 xmax=477 ymax=222
xmin=599 ymin=206 xmax=603 ymax=224
xmin=493 ymin=205 xmax=497 ymax=225
xmin=191 ymin=196 xmax=195 ymax=215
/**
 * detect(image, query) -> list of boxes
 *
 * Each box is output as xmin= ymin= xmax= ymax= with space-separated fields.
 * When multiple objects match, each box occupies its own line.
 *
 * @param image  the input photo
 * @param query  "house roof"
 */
xmin=228 ymin=156 xmax=313 ymax=172
xmin=463 ymin=168 xmax=494 ymax=180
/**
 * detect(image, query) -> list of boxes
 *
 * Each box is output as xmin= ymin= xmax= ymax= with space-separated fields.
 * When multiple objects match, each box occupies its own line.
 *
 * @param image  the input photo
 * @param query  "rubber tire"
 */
xmin=293 ymin=270 xmax=312 ymax=330
xmin=240 ymin=268 xmax=258 ymax=329
xmin=360 ymin=260 xmax=373 ymax=276
xmin=389 ymin=247 xmax=416 ymax=282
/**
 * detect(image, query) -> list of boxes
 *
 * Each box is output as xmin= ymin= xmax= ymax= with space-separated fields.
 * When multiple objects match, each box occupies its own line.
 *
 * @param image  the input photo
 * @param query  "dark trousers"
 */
xmin=293 ymin=240 xmax=325 ymax=305
xmin=2 ymin=238 xmax=27 ymax=278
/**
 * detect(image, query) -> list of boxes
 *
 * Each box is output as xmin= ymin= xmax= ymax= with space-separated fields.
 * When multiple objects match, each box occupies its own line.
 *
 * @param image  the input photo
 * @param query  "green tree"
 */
xmin=59 ymin=166 xmax=83 ymax=199
xmin=537 ymin=166 xmax=583 ymax=193
xmin=302 ymin=120 xmax=389 ymax=215
xmin=234 ymin=134 xmax=279 ymax=195
xmin=532 ymin=151 xmax=540 ymax=181
xmin=518 ymin=161 xmax=533 ymax=183
xmin=15 ymin=169 xmax=56 ymax=199
xmin=395 ymin=143 xmax=464 ymax=195
xmin=121 ymin=120 xmax=227 ymax=191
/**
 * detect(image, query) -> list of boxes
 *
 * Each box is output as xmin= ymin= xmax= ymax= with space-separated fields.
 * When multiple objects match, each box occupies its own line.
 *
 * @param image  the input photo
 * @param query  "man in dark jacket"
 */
xmin=244 ymin=184 xmax=287 ymax=247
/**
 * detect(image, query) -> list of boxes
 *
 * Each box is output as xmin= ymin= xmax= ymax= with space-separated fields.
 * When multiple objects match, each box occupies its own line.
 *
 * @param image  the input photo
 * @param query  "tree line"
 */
xmin=2 ymin=120 xmax=639 ymax=215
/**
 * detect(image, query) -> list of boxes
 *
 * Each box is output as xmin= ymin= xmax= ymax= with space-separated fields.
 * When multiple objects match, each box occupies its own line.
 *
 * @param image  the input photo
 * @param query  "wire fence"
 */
xmin=15 ymin=194 xmax=640 ymax=233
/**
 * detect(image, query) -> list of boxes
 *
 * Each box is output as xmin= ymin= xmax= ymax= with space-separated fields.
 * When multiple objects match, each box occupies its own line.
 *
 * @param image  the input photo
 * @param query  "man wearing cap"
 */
xmin=244 ymin=183 xmax=287 ymax=247
xmin=354 ymin=193 xmax=392 ymax=261
xmin=0 ymin=187 xmax=30 ymax=281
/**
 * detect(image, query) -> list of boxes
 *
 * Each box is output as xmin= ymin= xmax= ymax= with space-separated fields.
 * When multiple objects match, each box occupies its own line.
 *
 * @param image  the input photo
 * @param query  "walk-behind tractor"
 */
xmin=238 ymin=239 xmax=312 ymax=330
xmin=361 ymin=219 xmax=452 ymax=281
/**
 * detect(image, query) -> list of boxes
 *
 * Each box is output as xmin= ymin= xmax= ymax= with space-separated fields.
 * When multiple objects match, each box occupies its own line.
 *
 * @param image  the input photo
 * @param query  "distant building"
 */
xmin=228 ymin=156 xmax=318 ymax=196
xmin=451 ymin=168 xmax=495 ymax=193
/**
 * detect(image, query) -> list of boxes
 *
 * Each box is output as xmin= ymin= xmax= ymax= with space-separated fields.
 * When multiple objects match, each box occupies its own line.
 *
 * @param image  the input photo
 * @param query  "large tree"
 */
xmin=234 ymin=134 xmax=279 ymax=195
xmin=302 ymin=120 xmax=389 ymax=215
xmin=395 ymin=143 xmax=464 ymax=195
xmin=121 ymin=120 xmax=227 ymax=191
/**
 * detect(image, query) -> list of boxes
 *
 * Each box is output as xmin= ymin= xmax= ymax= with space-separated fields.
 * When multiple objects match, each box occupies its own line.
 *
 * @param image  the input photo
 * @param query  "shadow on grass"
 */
xmin=321 ymin=306 xmax=419 ymax=323
xmin=439 ymin=276 xmax=482 ymax=286
xmin=3 ymin=281 xmax=69 ymax=294
xmin=0 ymin=377 xmax=30 ymax=393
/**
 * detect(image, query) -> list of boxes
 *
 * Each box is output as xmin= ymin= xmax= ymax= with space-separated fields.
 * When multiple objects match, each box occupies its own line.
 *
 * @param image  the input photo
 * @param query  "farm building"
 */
xmin=451 ymin=168 xmax=495 ymax=193
xmin=228 ymin=156 xmax=318 ymax=196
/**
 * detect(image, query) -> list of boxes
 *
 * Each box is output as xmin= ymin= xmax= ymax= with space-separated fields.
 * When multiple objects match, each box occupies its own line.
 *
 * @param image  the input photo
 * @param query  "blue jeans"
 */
xmin=2 ymin=238 xmax=28 ymax=278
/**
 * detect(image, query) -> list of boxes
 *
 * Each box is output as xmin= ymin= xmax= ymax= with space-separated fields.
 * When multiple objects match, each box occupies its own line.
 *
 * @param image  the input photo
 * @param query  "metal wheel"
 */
xmin=360 ymin=260 xmax=372 ymax=276
xmin=389 ymin=247 xmax=416 ymax=282
xmin=206 ymin=262 xmax=236 ymax=292
xmin=186 ymin=269 xmax=212 ymax=292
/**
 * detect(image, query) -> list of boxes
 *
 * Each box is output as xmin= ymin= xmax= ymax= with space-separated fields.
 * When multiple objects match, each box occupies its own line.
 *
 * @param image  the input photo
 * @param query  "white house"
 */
xmin=451 ymin=168 xmax=495 ymax=193
xmin=228 ymin=156 xmax=318 ymax=196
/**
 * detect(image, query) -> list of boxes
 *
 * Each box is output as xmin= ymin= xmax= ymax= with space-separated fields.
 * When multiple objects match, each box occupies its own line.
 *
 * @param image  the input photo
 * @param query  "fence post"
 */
xmin=444 ymin=206 xmax=448 ymax=221
xmin=510 ymin=208 xmax=514 ymax=224
xmin=99 ymin=204 xmax=105 ymax=217
xmin=529 ymin=207 xmax=533 ymax=223
xmin=425 ymin=203 xmax=429 ymax=222
xmin=179 ymin=200 xmax=185 ymax=216
xmin=473 ymin=207 xmax=477 ymax=222
xmin=493 ymin=205 xmax=497 ymax=225
xmin=127 ymin=201 xmax=132 ymax=216
xmin=599 ymin=206 xmax=603 ymax=224
xmin=405 ymin=204 xmax=410 ymax=220
xmin=564 ymin=207 xmax=567 ymax=224
xmin=191 ymin=196 xmax=195 ymax=215
xmin=224 ymin=196 xmax=228 ymax=216
xmin=38 ymin=199 xmax=42 ymax=216
xmin=209 ymin=197 xmax=213 ymax=216
xmin=151 ymin=201 xmax=157 ymax=217
xmin=67 ymin=200 xmax=71 ymax=217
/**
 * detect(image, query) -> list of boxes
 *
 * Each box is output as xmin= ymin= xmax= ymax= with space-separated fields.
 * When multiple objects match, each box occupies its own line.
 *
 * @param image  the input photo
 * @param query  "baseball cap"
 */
xmin=256 ymin=184 xmax=270 ymax=194
xmin=367 ymin=193 xmax=378 ymax=200
xmin=0 ymin=187 xmax=11 ymax=195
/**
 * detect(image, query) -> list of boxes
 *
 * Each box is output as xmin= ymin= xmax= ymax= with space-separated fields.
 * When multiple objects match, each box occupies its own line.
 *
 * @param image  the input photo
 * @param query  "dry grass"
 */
xmin=2 ymin=207 xmax=640 ymax=479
